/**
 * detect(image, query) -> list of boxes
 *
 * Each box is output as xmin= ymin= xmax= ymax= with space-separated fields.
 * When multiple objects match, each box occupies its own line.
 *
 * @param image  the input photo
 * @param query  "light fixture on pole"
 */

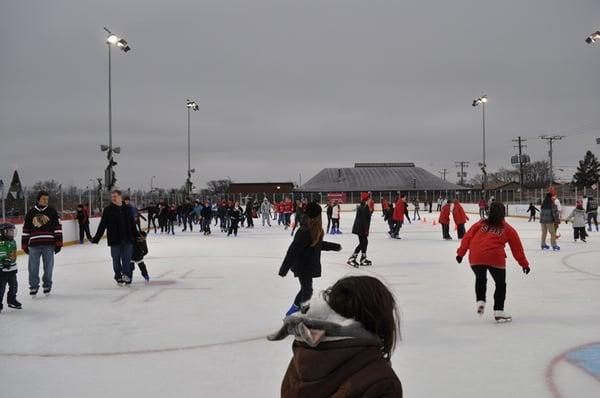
xmin=585 ymin=31 xmax=600 ymax=44
xmin=472 ymin=94 xmax=488 ymax=189
xmin=186 ymin=99 xmax=199 ymax=196
xmin=103 ymin=27 xmax=131 ymax=191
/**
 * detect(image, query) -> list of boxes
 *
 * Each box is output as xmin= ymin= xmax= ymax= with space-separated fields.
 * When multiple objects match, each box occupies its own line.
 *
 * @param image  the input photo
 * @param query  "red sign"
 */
xmin=327 ymin=192 xmax=347 ymax=203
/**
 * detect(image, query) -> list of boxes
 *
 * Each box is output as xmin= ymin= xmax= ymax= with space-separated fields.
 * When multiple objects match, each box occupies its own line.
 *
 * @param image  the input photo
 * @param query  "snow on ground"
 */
xmin=1 ymin=212 xmax=599 ymax=398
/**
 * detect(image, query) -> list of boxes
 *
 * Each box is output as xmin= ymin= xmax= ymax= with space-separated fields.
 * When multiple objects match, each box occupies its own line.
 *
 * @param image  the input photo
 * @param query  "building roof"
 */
xmin=296 ymin=163 xmax=465 ymax=192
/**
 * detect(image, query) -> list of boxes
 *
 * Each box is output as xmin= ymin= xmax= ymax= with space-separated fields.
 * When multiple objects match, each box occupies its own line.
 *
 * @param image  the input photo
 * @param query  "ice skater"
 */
xmin=131 ymin=231 xmax=150 ymax=281
xmin=267 ymin=276 xmax=403 ymax=397
xmin=438 ymin=200 xmax=452 ymax=240
xmin=347 ymin=192 xmax=372 ymax=267
xmin=456 ymin=202 xmax=530 ymax=322
xmin=261 ymin=198 xmax=272 ymax=227
xmin=390 ymin=196 xmax=405 ymax=239
xmin=540 ymin=193 xmax=560 ymax=251
xmin=330 ymin=200 xmax=341 ymax=234
xmin=412 ymin=198 xmax=421 ymax=221
xmin=452 ymin=198 xmax=469 ymax=239
xmin=527 ymin=203 xmax=539 ymax=222
xmin=0 ymin=223 xmax=21 ymax=313
xmin=227 ymin=201 xmax=242 ymax=237
xmin=278 ymin=202 xmax=341 ymax=316
xmin=566 ymin=200 xmax=588 ymax=242
xmin=586 ymin=196 xmax=598 ymax=232
xmin=290 ymin=199 xmax=304 ymax=236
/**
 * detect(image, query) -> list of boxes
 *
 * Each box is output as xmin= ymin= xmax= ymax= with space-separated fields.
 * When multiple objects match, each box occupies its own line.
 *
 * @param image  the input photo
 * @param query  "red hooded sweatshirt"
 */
xmin=452 ymin=202 xmax=469 ymax=225
xmin=457 ymin=220 xmax=529 ymax=269
xmin=392 ymin=199 xmax=405 ymax=221
xmin=438 ymin=203 xmax=451 ymax=224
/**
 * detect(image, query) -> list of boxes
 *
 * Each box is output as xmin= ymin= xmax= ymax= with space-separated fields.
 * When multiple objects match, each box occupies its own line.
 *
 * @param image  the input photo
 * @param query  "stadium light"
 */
xmin=186 ymin=99 xmax=200 ymax=196
xmin=586 ymin=31 xmax=600 ymax=44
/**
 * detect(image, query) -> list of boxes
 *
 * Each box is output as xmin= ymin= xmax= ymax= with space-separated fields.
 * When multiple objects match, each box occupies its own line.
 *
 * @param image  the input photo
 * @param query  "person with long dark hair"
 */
xmin=268 ymin=275 xmax=403 ymax=397
xmin=348 ymin=192 xmax=373 ymax=267
xmin=456 ymin=202 xmax=530 ymax=322
xmin=278 ymin=202 xmax=341 ymax=316
xmin=540 ymin=193 xmax=560 ymax=250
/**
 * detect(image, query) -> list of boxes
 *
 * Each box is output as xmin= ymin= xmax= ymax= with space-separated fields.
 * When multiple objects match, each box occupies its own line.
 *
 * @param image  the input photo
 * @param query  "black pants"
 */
xmin=78 ymin=223 xmax=92 ymax=242
xmin=148 ymin=216 xmax=157 ymax=233
xmin=228 ymin=221 xmax=239 ymax=236
xmin=574 ymin=227 xmax=587 ymax=240
xmin=246 ymin=213 xmax=254 ymax=227
xmin=293 ymin=275 xmax=313 ymax=307
xmin=457 ymin=224 xmax=466 ymax=239
xmin=392 ymin=221 xmax=403 ymax=237
xmin=326 ymin=216 xmax=332 ymax=231
xmin=588 ymin=212 xmax=598 ymax=230
xmin=442 ymin=224 xmax=452 ymax=239
xmin=131 ymin=261 xmax=149 ymax=279
xmin=353 ymin=234 xmax=368 ymax=255
xmin=471 ymin=265 xmax=506 ymax=311
xmin=0 ymin=270 xmax=18 ymax=307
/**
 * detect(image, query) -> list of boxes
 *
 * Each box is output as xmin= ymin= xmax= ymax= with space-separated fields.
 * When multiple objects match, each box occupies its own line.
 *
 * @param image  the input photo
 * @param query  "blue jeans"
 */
xmin=110 ymin=243 xmax=133 ymax=281
xmin=28 ymin=245 xmax=55 ymax=289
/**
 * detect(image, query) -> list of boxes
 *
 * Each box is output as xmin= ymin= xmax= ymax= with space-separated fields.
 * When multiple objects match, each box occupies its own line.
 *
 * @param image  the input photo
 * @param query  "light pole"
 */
xmin=88 ymin=178 xmax=95 ymax=213
xmin=472 ymin=94 xmax=488 ymax=188
xmin=102 ymin=27 xmax=130 ymax=191
xmin=186 ymin=99 xmax=199 ymax=197
xmin=0 ymin=180 xmax=5 ymax=222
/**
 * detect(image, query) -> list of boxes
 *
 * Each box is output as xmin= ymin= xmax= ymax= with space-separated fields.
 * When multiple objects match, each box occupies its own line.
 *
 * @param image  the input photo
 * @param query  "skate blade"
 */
xmin=495 ymin=317 xmax=512 ymax=323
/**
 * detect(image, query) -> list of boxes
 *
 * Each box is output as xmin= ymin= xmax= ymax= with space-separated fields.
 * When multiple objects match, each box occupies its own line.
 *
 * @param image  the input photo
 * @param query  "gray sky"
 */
xmin=1 ymin=0 xmax=600 ymax=191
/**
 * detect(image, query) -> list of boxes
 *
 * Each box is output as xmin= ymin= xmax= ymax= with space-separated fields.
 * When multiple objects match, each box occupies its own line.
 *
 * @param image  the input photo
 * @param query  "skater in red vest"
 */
xmin=452 ymin=199 xmax=469 ymax=239
xmin=438 ymin=200 xmax=452 ymax=240
xmin=390 ymin=196 xmax=405 ymax=239
xmin=456 ymin=202 xmax=530 ymax=322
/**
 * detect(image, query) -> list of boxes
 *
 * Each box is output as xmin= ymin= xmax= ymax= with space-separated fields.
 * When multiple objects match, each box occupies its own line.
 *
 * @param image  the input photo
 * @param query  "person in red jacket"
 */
xmin=438 ymin=200 xmax=452 ymax=240
xmin=452 ymin=199 xmax=469 ymax=239
xmin=390 ymin=195 xmax=405 ymax=239
xmin=456 ymin=202 xmax=530 ymax=322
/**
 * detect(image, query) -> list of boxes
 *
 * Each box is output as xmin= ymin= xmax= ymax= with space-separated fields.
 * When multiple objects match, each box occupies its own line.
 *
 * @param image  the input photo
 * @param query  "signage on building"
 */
xmin=327 ymin=192 xmax=347 ymax=203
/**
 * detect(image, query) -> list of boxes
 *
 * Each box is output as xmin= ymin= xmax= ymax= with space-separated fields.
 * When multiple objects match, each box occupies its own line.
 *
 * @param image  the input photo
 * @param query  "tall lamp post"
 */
xmin=186 ymin=99 xmax=199 ymax=197
xmin=472 ymin=94 xmax=488 ymax=189
xmin=102 ymin=27 xmax=131 ymax=191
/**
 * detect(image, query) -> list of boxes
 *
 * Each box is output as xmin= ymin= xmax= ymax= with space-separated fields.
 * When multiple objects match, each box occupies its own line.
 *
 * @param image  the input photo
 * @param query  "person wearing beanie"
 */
xmin=278 ymin=202 xmax=342 ymax=317
xmin=566 ymin=199 xmax=588 ymax=242
xmin=348 ymin=192 xmax=373 ymax=267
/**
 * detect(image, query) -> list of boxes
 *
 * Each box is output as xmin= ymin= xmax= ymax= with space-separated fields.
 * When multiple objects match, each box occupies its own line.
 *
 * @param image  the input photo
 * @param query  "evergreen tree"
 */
xmin=573 ymin=150 xmax=600 ymax=188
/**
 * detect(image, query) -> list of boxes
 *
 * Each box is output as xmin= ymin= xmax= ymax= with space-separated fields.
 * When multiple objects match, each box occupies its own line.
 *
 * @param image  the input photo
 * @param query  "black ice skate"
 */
xmin=359 ymin=255 xmax=372 ymax=266
xmin=8 ymin=298 xmax=22 ymax=309
xmin=43 ymin=287 xmax=51 ymax=296
xmin=29 ymin=287 xmax=39 ymax=296
xmin=347 ymin=254 xmax=359 ymax=268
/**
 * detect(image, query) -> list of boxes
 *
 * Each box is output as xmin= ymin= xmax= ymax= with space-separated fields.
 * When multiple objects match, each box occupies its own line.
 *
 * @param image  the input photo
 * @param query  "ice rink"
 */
xmin=1 ymin=211 xmax=599 ymax=398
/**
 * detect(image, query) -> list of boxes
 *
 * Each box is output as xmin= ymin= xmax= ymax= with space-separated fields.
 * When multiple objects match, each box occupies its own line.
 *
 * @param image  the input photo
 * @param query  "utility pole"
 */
xmin=512 ymin=136 xmax=528 ymax=202
xmin=438 ymin=169 xmax=448 ymax=181
xmin=454 ymin=161 xmax=469 ymax=186
xmin=540 ymin=135 xmax=565 ymax=185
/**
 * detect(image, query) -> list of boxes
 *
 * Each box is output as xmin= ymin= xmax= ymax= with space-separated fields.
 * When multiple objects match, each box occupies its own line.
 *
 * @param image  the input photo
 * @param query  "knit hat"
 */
xmin=306 ymin=202 xmax=322 ymax=218
xmin=360 ymin=192 xmax=370 ymax=201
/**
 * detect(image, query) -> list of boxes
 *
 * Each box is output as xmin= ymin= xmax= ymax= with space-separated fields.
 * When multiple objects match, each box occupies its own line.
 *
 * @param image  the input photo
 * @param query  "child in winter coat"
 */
xmin=0 ymin=223 xmax=21 ymax=313
xmin=278 ymin=202 xmax=341 ymax=316
xmin=268 ymin=275 xmax=403 ymax=397
xmin=566 ymin=200 xmax=588 ymax=242
xmin=131 ymin=231 xmax=150 ymax=281
xmin=439 ymin=200 xmax=452 ymax=240
xmin=456 ymin=202 xmax=530 ymax=322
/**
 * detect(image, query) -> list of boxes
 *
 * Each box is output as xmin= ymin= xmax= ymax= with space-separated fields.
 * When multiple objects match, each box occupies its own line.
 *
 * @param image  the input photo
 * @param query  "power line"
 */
xmin=512 ymin=136 xmax=528 ymax=201
xmin=438 ymin=169 xmax=449 ymax=181
xmin=454 ymin=161 xmax=469 ymax=186
xmin=539 ymin=135 xmax=566 ymax=183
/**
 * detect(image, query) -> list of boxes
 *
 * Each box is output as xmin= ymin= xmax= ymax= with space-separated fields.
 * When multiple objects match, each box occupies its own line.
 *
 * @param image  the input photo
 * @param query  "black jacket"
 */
xmin=200 ymin=205 xmax=212 ymax=219
xmin=132 ymin=238 xmax=148 ymax=262
xmin=279 ymin=226 xmax=340 ymax=279
xmin=93 ymin=203 xmax=139 ymax=246
xmin=352 ymin=202 xmax=372 ymax=236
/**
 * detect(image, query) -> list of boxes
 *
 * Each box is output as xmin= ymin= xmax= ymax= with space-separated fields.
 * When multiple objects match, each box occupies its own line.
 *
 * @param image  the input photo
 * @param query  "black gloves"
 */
xmin=331 ymin=243 xmax=342 ymax=252
xmin=523 ymin=267 xmax=531 ymax=275
xmin=456 ymin=256 xmax=463 ymax=264
xmin=54 ymin=247 xmax=61 ymax=254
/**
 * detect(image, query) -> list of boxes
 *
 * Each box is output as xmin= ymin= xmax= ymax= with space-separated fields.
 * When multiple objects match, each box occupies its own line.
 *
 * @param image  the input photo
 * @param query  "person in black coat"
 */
xmin=278 ymin=202 xmax=342 ymax=317
xmin=227 ymin=202 xmax=242 ymax=237
xmin=348 ymin=193 xmax=373 ymax=267
xmin=200 ymin=201 xmax=212 ymax=235
xmin=245 ymin=198 xmax=254 ymax=228
xmin=76 ymin=204 xmax=92 ymax=244
xmin=91 ymin=190 xmax=140 ymax=285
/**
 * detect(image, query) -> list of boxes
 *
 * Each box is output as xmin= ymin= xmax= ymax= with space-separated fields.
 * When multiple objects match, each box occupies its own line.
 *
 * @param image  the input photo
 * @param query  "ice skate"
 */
xmin=8 ymin=298 xmax=22 ymax=309
xmin=476 ymin=301 xmax=485 ymax=316
xmin=285 ymin=303 xmax=299 ymax=317
xmin=359 ymin=255 xmax=372 ymax=266
xmin=552 ymin=245 xmax=560 ymax=251
xmin=43 ymin=287 xmax=51 ymax=297
xmin=29 ymin=287 xmax=38 ymax=297
xmin=541 ymin=244 xmax=550 ymax=250
xmin=347 ymin=254 xmax=359 ymax=268
xmin=494 ymin=310 xmax=512 ymax=323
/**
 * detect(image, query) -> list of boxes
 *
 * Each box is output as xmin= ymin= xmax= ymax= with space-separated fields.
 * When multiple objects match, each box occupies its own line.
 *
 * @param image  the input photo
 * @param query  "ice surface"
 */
xmin=1 ymin=213 xmax=599 ymax=397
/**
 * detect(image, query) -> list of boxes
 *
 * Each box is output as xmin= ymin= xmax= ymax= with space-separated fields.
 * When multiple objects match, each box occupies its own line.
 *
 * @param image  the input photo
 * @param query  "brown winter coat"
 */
xmin=281 ymin=338 xmax=402 ymax=397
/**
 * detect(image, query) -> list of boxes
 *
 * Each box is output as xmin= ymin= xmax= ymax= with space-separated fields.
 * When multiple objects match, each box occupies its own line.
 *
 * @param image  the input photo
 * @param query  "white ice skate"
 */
xmin=494 ymin=310 xmax=512 ymax=323
xmin=476 ymin=301 xmax=485 ymax=316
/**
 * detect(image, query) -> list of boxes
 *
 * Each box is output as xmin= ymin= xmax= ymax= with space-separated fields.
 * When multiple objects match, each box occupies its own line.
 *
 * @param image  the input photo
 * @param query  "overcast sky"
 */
xmin=1 ymin=0 xmax=600 ymax=191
